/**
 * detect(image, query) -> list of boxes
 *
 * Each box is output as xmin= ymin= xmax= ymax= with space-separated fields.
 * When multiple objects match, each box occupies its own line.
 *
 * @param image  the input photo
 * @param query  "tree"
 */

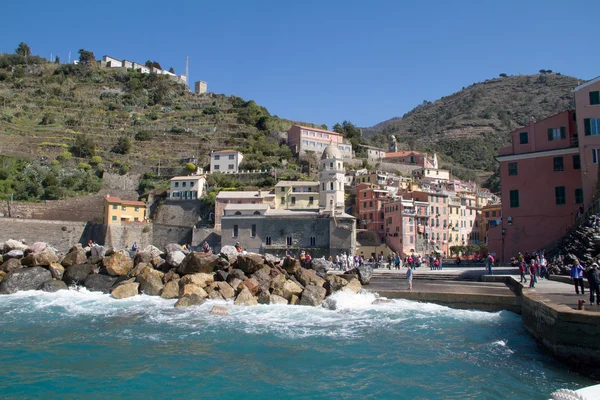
xmin=169 ymin=67 xmax=175 ymax=74
xmin=152 ymin=61 xmax=162 ymax=70
xmin=71 ymin=134 xmax=96 ymax=158
xmin=15 ymin=42 xmax=31 ymax=57
xmin=55 ymin=56 xmax=60 ymax=64
xmin=499 ymin=73 xmax=507 ymax=78
xmin=112 ymin=136 xmax=131 ymax=154
xmin=78 ymin=49 xmax=95 ymax=66
xmin=145 ymin=60 xmax=153 ymax=68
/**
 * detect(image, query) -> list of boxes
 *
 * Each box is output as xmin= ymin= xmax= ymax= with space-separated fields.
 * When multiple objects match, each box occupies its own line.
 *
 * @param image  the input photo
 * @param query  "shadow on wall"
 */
xmin=79 ymin=223 xmax=108 ymax=246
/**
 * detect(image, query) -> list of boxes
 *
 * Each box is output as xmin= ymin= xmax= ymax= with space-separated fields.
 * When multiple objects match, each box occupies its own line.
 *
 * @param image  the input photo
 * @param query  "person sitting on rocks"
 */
xmin=235 ymin=242 xmax=243 ymax=254
xmin=131 ymin=242 xmax=139 ymax=252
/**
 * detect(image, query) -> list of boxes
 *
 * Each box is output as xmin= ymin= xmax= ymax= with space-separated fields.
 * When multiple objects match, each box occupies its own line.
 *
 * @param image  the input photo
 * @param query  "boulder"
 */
xmin=208 ymin=290 xmax=224 ymax=300
xmin=269 ymin=294 xmax=289 ymax=305
xmin=228 ymin=277 xmax=242 ymax=291
xmin=252 ymin=267 xmax=272 ymax=288
xmin=163 ymin=269 xmax=180 ymax=284
xmin=0 ymin=271 xmax=5 ymax=282
xmin=29 ymin=242 xmax=48 ymax=253
xmin=89 ymin=245 xmax=107 ymax=264
xmin=324 ymin=275 xmax=349 ymax=295
xmin=237 ymin=254 xmax=265 ymax=275
xmin=166 ymin=251 xmax=186 ymax=267
xmin=294 ymin=267 xmax=326 ymax=288
xmin=38 ymin=280 xmax=68 ymax=293
xmin=152 ymin=256 xmax=166 ymax=269
xmin=0 ymin=267 xmax=52 ymax=294
xmin=111 ymin=282 xmax=140 ymax=299
xmin=0 ymin=258 xmax=22 ymax=273
xmin=234 ymin=287 xmax=258 ymax=306
xmin=160 ymin=280 xmax=180 ymax=299
xmin=5 ymin=250 xmax=24 ymax=260
xmin=282 ymin=279 xmax=303 ymax=301
xmin=357 ymin=265 xmax=373 ymax=285
xmin=289 ymin=294 xmax=299 ymax=305
xmin=143 ymin=245 xmax=163 ymax=258
xmin=4 ymin=239 xmax=28 ymax=253
xmin=343 ymin=278 xmax=362 ymax=294
xmin=174 ymin=294 xmax=205 ymax=308
xmin=281 ymin=257 xmax=300 ymax=274
xmin=228 ymin=269 xmax=247 ymax=282
xmin=22 ymin=248 xmax=59 ymax=267
xmin=177 ymin=253 xmax=220 ymax=275
xmin=219 ymin=245 xmax=239 ymax=264
xmin=63 ymin=264 xmax=95 ymax=285
xmin=104 ymin=250 xmax=134 ymax=276
xmin=215 ymin=270 xmax=229 ymax=282
xmin=264 ymin=253 xmax=280 ymax=268
xmin=165 ymin=243 xmax=184 ymax=253
xmin=61 ymin=249 xmax=87 ymax=268
xmin=270 ymin=273 xmax=287 ymax=291
xmin=372 ymin=298 xmax=394 ymax=305
xmin=257 ymin=291 xmax=270 ymax=304
xmin=134 ymin=251 xmax=153 ymax=266
xmin=130 ymin=262 xmax=150 ymax=277
xmin=84 ymin=274 xmax=118 ymax=294
xmin=214 ymin=281 xmax=235 ymax=300
xmin=179 ymin=284 xmax=208 ymax=299
xmin=136 ymin=267 xmax=164 ymax=296
xmin=210 ymin=305 xmax=230 ymax=316
xmin=299 ymin=285 xmax=327 ymax=306
xmin=179 ymin=272 xmax=214 ymax=288
xmin=309 ymin=258 xmax=332 ymax=274
xmin=239 ymin=277 xmax=260 ymax=296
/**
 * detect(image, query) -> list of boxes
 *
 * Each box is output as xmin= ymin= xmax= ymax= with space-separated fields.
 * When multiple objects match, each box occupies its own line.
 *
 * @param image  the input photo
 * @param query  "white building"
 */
xmin=412 ymin=167 xmax=450 ymax=183
xmin=102 ymin=55 xmax=122 ymax=68
xmin=363 ymin=145 xmax=386 ymax=162
xmin=168 ymin=175 xmax=206 ymax=200
xmin=195 ymin=81 xmax=208 ymax=94
xmin=211 ymin=150 xmax=244 ymax=173
xmin=319 ymin=145 xmax=346 ymax=211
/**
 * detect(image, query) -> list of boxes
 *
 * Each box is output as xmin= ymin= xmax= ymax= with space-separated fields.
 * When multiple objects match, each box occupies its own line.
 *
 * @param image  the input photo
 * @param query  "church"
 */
xmin=220 ymin=145 xmax=356 ymax=257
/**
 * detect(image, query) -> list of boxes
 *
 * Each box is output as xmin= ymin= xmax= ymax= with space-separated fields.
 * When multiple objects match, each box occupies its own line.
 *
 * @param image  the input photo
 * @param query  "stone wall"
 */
xmin=104 ymin=224 xmax=152 ymax=250
xmin=151 ymin=223 xmax=192 ymax=249
xmin=0 ymin=218 xmax=89 ymax=252
xmin=373 ymin=162 xmax=421 ymax=176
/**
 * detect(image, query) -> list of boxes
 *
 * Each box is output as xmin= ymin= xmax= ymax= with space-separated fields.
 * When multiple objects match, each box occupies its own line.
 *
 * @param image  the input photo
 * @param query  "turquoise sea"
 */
xmin=0 ymin=289 xmax=595 ymax=399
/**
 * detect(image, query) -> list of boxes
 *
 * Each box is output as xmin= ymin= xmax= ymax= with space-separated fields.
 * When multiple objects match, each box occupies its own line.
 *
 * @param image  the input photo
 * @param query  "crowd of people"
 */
xmin=510 ymin=251 xmax=548 ymax=288
xmin=569 ymin=258 xmax=600 ymax=305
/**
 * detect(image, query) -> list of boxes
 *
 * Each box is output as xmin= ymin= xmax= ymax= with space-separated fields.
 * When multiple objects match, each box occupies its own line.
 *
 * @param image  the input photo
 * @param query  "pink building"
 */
xmin=384 ymin=197 xmax=430 ymax=256
xmin=356 ymin=183 xmax=389 ymax=240
xmin=407 ymin=190 xmax=449 ymax=255
xmin=493 ymin=110 xmax=581 ymax=260
xmin=287 ymin=125 xmax=353 ymax=159
xmin=214 ymin=190 xmax=275 ymax=231
xmin=573 ymin=77 xmax=600 ymax=207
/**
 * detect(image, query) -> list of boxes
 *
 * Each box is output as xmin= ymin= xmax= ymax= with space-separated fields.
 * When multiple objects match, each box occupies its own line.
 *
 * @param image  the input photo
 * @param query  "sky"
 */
xmin=2 ymin=0 xmax=599 ymax=128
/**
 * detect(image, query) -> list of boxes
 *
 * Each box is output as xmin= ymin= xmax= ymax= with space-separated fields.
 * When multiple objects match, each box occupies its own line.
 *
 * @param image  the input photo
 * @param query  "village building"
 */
xmin=356 ymin=183 xmax=389 ymax=241
xmin=287 ymin=125 xmax=353 ymax=159
xmin=214 ymin=190 xmax=276 ymax=231
xmin=274 ymin=181 xmax=320 ymax=210
xmin=168 ymin=175 xmax=206 ymax=200
xmin=210 ymin=150 xmax=244 ymax=173
xmin=103 ymin=195 xmax=146 ymax=225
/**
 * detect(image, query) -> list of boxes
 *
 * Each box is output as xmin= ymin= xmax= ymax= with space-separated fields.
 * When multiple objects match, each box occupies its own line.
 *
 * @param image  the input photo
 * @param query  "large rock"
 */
xmin=228 ymin=277 xmax=242 ymax=291
xmin=29 ymin=242 xmax=48 ymax=253
xmin=61 ymin=249 xmax=87 ymax=268
xmin=213 ymin=281 xmax=235 ymax=300
xmin=166 ymin=251 xmax=186 ymax=267
xmin=177 ymin=253 xmax=220 ymax=275
xmin=324 ymin=275 xmax=349 ymax=295
xmin=309 ymin=258 xmax=332 ymax=274
xmin=111 ymin=282 xmax=140 ymax=299
xmin=0 ymin=258 xmax=22 ymax=273
xmin=228 ymin=269 xmax=247 ymax=282
xmin=208 ymin=290 xmax=224 ymax=300
xmin=104 ymin=250 xmax=134 ymax=276
xmin=163 ymin=269 xmax=180 ymax=284
xmin=295 ymin=267 xmax=326 ymax=288
xmin=143 ymin=245 xmax=163 ymax=258
xmin=174 ymin=295 xmax=205 ymax=308
xmin=5 ymin=250 xmax=24 ymax=260
xmin=270 ymin=273 xmax=287 ymax=291
xmin=357 ymin=265 xmax=373 ymax=285
xmin=63 ymin=264 xmax=95 ymax=285
xmin=259 ymin=292 xmax=288 ymax=305
xmin=210 ymin=305 xmax=230 ymax=316
xmin=134 ymin=251 xmax=153 ymax=266
xmin=179 ymin=272 xmax=214 ymax=288
xmin=4 ymin=239 xmax=28 ymax=253
xmin=84 ymin=274 xmax=118 ymax=294
xmin=136 ymin=267 xmax=164 ymax=296
xmin=130 ymin=262 xmax=150 ymax=277
xmin=219 ymin=245 xmax=239 ymax=264
xmin=234 ymin=287 xmax=258 ymax=306
xmin=0 ymin=267 xmax=52 ymax=294
xmin=89 ymin=245 xmax=107 ymax=264
xmin=22 ymin=248 xmax=59 ymax=267
xmin=264 ymin=253 xmax=280 ymax=268
xmin=179 ymin=284 xmax=208 ymax=299
xmin=299 ymin=285 xmax=327 ymax=306
xmin=160 ymin=280 xmax=180 ymax=299
xmin=282 ymin=257 xmax=300 ymax=274
xmin=237 ymin=254 xmax=265 ymax=275
xmin=165 ymin=243 xmax=184 ymax=253
xmin=48 ymin=263 xmax=64 ymax=280
xmin=252 ymin=267 xmax=272 ymax=288
xmin=343 ymin=278 xmax=362 ymax=294
xmin=239 ymin=277 xmax=260 ymax=296
xmin=38 ymin=280 xmax=68 ymax=293
xmin=282 ymin=279 xmax=303 ymax=301
xmin=215 ymin=270 xmax=229 ymax=282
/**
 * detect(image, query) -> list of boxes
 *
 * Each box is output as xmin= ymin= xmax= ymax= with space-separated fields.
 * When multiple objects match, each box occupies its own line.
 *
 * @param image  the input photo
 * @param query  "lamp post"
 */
xmin=501 ymin=228 xmax=506 ymax=263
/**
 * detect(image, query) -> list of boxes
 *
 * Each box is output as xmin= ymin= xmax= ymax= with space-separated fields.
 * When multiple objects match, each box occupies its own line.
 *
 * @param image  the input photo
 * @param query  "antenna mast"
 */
xmin=185 ymin=56 xmax=190 ymax=91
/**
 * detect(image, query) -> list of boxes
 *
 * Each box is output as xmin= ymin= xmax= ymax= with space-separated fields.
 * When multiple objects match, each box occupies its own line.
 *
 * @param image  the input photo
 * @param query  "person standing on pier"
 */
xmin=586 ymin=263 xmax=600 ymax=305
xmin=570 ymin=260 xmax=585 ymax=295
xmin=519 ymin=262 xmax=527 ymax=283
xmin=406 ymin=266 xmax=413 ymax=291
xmin=529 ymin=259 xmax=538 ymax=288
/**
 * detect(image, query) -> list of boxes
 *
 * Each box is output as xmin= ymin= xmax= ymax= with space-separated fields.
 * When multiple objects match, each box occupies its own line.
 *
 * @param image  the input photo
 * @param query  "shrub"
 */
xmin=118 ymin=163 xmax=131 ymax=175
xmin=89 ymin=156 xmax=102 ymax=165
xmin=135 ymin=130 xmax=152 ymax=141
xmin=170 ymin=126 xmax=185 ymax=134
xmin=142 ymin=225 xmax=151 ymax=233
xmin=112 ymin=137 xmax=131 ymax=154
xmin=77 ymin=162 xmax=92 ymax=171
xmin=40 ymin=114 xmax=56 ymax=125
xmin=57 ymin=151 xmax=72 ymax=162
xmin=71 ymin=134 xmax=95 ymax=158
xmin=185 ymin=162 xmax=196 ymax=172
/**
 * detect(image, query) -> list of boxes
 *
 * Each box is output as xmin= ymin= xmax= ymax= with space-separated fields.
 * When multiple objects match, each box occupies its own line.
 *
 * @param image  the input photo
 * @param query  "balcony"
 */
xmin=570 ymin=136 xmax=579 ymax=148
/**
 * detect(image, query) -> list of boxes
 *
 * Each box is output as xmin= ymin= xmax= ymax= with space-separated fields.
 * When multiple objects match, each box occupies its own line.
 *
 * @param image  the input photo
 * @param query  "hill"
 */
xmin=0 ymin=48 xmax=324 ymax=201
xmin=364 ymin=73 xmax=581 ymax=175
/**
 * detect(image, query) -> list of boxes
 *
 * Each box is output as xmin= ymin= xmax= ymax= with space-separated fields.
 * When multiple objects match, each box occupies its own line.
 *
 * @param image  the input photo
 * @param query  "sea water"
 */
xmin=0 ymin=289 xmax=595 ymax=399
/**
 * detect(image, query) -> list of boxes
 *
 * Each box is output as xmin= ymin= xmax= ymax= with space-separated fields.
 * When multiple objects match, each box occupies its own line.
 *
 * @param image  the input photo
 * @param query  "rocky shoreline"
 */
xmin=0 ymin=240 xmax=373 ymax=311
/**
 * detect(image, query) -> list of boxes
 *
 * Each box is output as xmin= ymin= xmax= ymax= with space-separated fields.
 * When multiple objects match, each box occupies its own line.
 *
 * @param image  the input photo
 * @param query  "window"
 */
xmin=310 ymin=236 xmax=316 ymax=246
xmin=492 ymin=211 xmax=496 ymax=217
xmin=485 ymin=212 xmax=489 ymax=218
xmin=584 ymin=118 xmax=600 ymax=136
xmin=121 ymin=206 xmax=126 ymax=211
xmin=174 ymin=182 xmax=179 ymax=187
xmin=251 ymin=224 xmax=256 ymax=238
xmin=233 ymin=225 xmax=238 ymax=238
xmin=214 ymin=165 xmax=220 ymax=170
xmin=286 ymin=236 xmax=292 ymax=246
xmin=548 ymin=127 xmax=566 ymax=141
xmin=309 ymin=196 xmax=314 ymax=205
xmin=280 ymin=196 xmax=285 ymax=204
xmin=508 ymin=162 xmax=518 ymax=176
xmin=134 ymin=217 xmax=139 ymax=222
xmin=214 ymin=155 xmax=220 ymax=160
xmin=555 ymin=186 xmax=566 ymax=205
xmin=575 ymin=188 xmax=584 ymax=204
xmin=363 ymin=192 xmax=367 ymax=198
xmin=519 ymin=131 xmax=528 ymax=144
xmin=510 ymin=190 xmax=519 ymax=208
xmin=369 ymin=201 xmax=373 ymax=207
xmin=112 ymin=215 xmax=117 ymax=221
xmin=330 ymin=182 xmax=334 ymax=190
xmin=112 ymin=205 xmax=117 ymax=210
xmin=553 ymin=157 xmax=564 ymax=172
xmin=190 ymin=182 xmax=195 ymax=187
xmin=228 ymin=164 xmax=234 ymax=170
xmin=229 ymin=154 xmax=235 ymax=160
xmin=590 ymin=91 xmax=600 ymax=105
xmin=370 ymin=213 xmax=373 ymax=219
xmin=594 ymin=149 xmax=600 ymax=164
xmin=134 ymin=207 xmax=139 ymax=212
xmin=573 ymin=155 xmax=581 ymax=170
xmin=410 ymin=236 xmax=414 ymax=244
xmin=265 ymin=236 xmax=272 ymax=245
xmin=291 ymin=197 xmax=296 ymax=205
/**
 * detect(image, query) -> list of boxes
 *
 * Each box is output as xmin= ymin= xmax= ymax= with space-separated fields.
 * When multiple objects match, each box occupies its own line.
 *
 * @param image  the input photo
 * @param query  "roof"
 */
xmin=292 ymin=125 xmax=341 ymax=135
xmin=321 ymin=145 xmax=342 ymax=160
xmin=216 ymin=190 xmax=274 ymax=199
xmin=385 ymin=151 xmax=422 ymax=158
xmin=572 ymin=76 xmax=600 ymax=92
xmin=274 ymin=181 xmax=319 ymax=187
xmin=104 ymin=195 xmax=146 ymax=207
xmin=224 ymin=204 xmax=269 ymax=211
xmin=362 ymin=145 xmax=386 ymax=151
xmin=213 ymin=149 xmax=241 ymax=154
xmin=170 ymin=175 xmax=205 ymax=181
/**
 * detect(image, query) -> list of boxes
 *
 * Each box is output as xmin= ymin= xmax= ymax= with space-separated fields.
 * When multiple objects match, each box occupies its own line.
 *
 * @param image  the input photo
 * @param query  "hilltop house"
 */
xmin=168 ymin=175 xmax=207 ymax=200
xmin=287 ymin=125 xmax=353 ymax=159
xmin=103 ymin=195 xmax=147 ymax=224
xmin=210 ymin=150 xmax=244 ymax=173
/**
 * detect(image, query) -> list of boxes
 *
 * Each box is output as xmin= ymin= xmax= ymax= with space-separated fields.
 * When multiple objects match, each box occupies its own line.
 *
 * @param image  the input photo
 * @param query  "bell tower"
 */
xmin=319 ymin=145 xmax=345 ymax=211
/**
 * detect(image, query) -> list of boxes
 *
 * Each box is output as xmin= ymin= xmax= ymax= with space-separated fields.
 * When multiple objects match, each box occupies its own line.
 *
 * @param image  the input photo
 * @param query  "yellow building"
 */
xmin=274 ymin=181 xmax=320 ymax=210
xmin=104 ymin=195 xmax=147 ymax=224
xmin=480 ymin=203 xmax=502 ymax=244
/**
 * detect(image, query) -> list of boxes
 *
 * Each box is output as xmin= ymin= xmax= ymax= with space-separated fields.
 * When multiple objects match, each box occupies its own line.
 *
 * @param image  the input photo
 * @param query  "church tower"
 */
xmin=319 ymin=145 xmax=345 ymax=212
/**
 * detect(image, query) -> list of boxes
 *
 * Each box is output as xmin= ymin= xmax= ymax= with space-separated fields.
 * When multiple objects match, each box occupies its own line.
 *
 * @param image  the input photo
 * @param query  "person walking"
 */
xmin=529 ymin=260 xmax=538 ymax=288
xmin=586 ymin=263 xmax=600 ymax=305
xmin=406 ymin=266 xmax=413 ymax=291
xmin=485 ymin=254 xmax=494 ymax=275
xmin=570 ymin=260 xmax=585 ymax=295
xmin=519 ymin=262 xmax=527 ymax=283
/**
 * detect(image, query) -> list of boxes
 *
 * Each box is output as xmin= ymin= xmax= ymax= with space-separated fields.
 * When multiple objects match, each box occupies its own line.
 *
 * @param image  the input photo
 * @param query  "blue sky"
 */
xmin=2 ymin=0 xmax=599 ymax=128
